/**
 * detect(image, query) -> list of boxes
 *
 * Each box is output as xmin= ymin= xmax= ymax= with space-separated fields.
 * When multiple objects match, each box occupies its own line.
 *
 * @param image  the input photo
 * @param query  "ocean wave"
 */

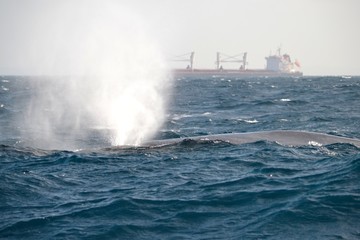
xmin=2 ymin=76 xmax=360 ymax=239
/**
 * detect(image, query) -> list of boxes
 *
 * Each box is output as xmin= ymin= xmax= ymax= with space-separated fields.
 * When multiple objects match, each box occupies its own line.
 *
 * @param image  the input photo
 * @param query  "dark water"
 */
xmin=1 ymin=75 xmax=360 ymax=239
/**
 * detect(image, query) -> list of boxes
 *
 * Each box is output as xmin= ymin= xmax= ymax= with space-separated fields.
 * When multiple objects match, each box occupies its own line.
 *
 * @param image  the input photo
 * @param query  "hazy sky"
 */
xmin=0 ymin=0 xmax=359 ymax=75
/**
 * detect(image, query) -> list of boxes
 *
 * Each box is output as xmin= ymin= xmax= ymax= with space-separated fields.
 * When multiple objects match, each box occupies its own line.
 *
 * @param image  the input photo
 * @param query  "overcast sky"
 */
xmin=0 ymin=0 xmax=359 ymax=75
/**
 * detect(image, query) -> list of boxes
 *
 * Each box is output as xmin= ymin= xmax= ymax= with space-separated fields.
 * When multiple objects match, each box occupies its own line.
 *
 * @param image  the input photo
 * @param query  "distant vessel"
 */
xmin=172 ymin=48 xmax=302 ymax=77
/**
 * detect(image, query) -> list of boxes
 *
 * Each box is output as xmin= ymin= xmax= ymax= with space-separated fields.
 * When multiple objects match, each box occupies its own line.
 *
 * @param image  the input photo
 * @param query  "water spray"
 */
xmin=20 ymin=0 xmax=171 ymax=149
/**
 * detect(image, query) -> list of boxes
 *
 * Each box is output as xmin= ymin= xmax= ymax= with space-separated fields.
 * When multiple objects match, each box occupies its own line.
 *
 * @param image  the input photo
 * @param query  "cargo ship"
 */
xmin=172 ymin=48 xmax=302 ymax=77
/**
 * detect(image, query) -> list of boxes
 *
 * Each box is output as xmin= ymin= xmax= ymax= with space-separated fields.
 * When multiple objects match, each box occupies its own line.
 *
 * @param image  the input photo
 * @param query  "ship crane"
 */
xmin=215 ymin=52 xmax=247 ymax=70
xmin=169 ymin=52 xmax=195 ymax=70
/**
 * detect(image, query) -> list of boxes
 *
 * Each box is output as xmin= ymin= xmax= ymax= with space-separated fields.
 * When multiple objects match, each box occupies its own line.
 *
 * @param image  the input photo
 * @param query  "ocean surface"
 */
xmin=1 ymin=75 xmax=359 ymax=239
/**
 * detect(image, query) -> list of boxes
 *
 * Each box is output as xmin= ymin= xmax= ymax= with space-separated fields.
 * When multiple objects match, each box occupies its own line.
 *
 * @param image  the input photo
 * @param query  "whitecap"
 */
xmin=308 ymin=141 xmax=322 ymax=147
xmin=172 ymin=113 xmax=192 ymax=120
xmin=244 ymin=119 xmax=259 ymax=124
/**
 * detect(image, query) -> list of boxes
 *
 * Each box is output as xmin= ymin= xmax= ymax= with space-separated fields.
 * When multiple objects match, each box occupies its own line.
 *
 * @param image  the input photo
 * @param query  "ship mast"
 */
xmin=169 ymin=52 xmax=195 ymax=70
xmin=215 ymin=52 xmax=247 ymax=70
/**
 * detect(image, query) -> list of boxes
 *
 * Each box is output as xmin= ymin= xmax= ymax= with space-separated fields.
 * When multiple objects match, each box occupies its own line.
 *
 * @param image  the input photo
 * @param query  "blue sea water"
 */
xmin=1 ymin=75 xmax=360 ymax=239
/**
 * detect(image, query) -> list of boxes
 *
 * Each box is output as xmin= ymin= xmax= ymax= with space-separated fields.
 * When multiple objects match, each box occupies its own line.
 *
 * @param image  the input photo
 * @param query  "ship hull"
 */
xmin=173 ymin=69 xmax=303 ymax=78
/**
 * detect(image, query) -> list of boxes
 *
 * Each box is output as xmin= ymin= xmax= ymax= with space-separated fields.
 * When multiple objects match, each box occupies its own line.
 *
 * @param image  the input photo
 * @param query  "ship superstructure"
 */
xmin=265 ymin=48 xmax=301 ymax=74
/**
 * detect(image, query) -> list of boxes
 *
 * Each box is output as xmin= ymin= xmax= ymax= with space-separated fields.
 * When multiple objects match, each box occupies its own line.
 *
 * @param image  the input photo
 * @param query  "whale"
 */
xmin=142 ymin=130 xmax=360 ymax=148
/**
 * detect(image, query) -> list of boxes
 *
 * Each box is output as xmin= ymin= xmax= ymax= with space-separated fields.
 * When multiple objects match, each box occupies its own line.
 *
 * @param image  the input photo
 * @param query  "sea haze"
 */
xmin=1 ymin=76 xmax=359 ymax=239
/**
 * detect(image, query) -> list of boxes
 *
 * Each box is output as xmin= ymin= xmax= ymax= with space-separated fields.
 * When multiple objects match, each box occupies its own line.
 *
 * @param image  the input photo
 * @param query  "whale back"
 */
xmin=143 ymin=130 xmax=360 ymax=148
